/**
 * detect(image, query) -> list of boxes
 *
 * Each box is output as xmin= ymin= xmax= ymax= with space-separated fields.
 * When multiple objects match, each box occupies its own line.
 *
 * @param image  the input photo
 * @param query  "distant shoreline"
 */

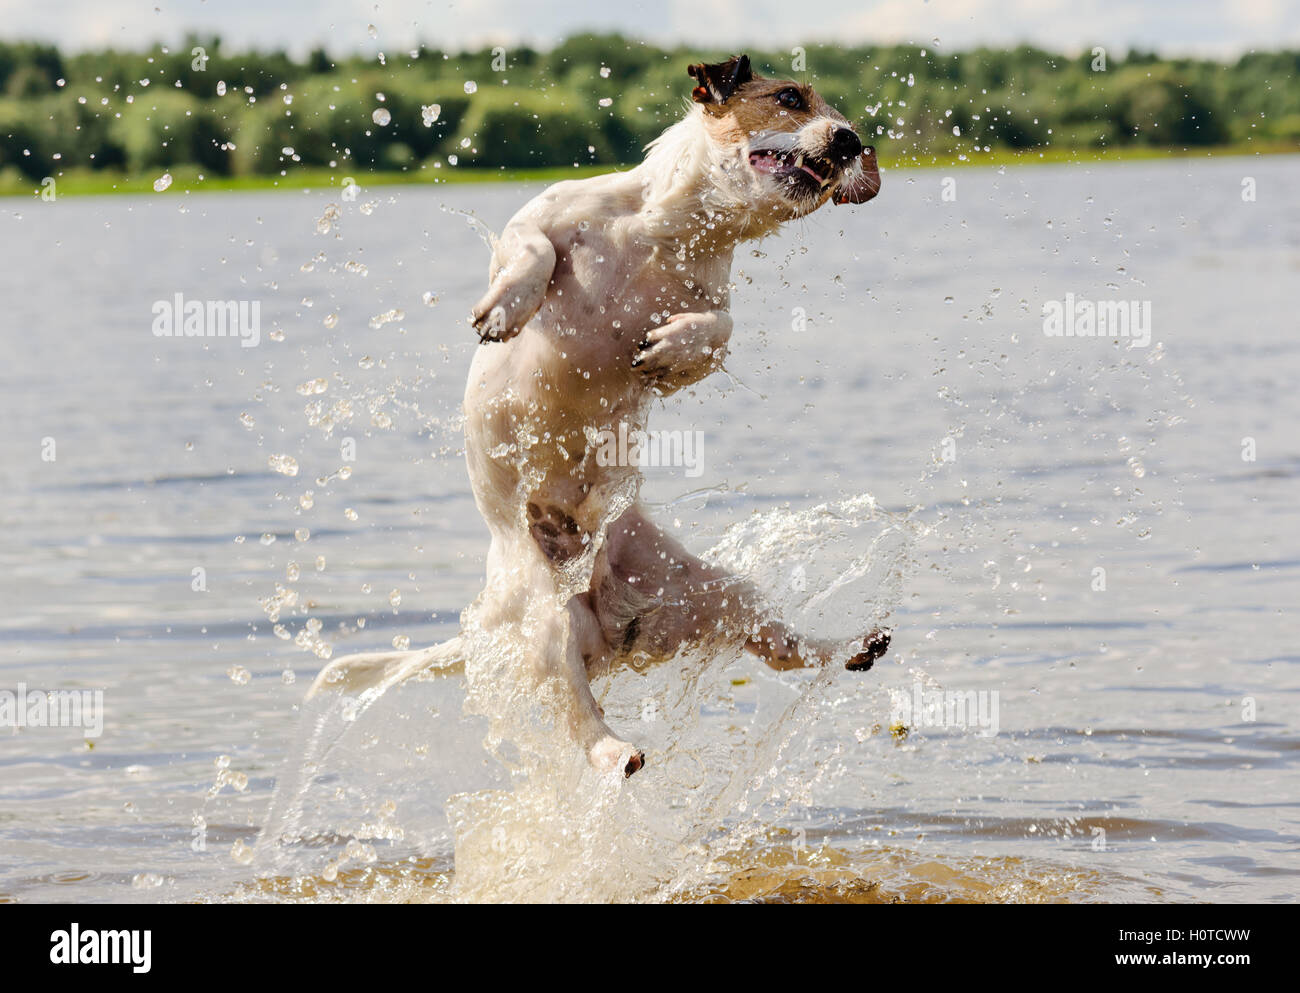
xmin=5 ymin=142 xmax=1295 ymax=199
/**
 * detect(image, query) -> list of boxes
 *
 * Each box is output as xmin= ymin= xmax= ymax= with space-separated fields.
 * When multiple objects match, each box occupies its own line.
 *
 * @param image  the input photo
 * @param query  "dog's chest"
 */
xmin=547 ymin=225 xmax=724 ymax=331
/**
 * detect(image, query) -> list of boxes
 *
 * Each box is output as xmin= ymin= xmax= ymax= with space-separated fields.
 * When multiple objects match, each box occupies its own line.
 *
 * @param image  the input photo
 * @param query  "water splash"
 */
xmin=245 ymin=491 xmax=930 ymax=902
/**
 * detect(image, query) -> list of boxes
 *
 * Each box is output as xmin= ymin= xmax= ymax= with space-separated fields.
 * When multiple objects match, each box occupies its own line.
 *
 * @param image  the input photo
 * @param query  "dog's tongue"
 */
xmin=750 ymin=150 xmax=825 ymax=183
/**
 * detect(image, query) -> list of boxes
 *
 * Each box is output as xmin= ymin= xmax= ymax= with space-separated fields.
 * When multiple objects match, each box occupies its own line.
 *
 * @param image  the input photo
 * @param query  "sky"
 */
xmin=2 ymin=0 xmax=1297 ymax=57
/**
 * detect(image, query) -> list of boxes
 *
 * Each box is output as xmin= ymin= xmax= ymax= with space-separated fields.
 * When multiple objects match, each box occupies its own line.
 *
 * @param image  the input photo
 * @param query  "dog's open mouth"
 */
xmin=748 ymin=149 xmax=837 ymax=191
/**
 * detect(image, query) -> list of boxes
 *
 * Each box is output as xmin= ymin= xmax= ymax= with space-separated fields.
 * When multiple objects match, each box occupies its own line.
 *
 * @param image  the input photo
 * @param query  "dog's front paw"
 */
xmin=632 ymin=311 xmax=730 ymax=387
xmin=846 ymin=627 xmax=891 ymax=671
xmin=470 ymin=281 xmax=533 ymax=344
xmin=470 ymin=304 xmax=511 ymax=344
xmin=588 ymin=735 xmax=647 ymax=778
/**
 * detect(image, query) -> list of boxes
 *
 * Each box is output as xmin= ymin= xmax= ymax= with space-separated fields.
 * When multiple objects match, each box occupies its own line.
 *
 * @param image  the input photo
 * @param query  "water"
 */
xmin=1 ymin=156 xmax=1297 ymax=903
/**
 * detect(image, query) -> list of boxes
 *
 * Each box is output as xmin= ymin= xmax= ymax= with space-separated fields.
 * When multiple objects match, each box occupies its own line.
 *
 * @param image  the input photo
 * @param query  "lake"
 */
xmin=1 ymin=154 xmax=1297 ymax=902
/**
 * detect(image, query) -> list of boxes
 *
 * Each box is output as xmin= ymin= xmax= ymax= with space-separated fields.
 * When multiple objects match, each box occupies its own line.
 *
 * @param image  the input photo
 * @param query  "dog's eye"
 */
xmin=775 ymin=87 xmax=805 ymax=110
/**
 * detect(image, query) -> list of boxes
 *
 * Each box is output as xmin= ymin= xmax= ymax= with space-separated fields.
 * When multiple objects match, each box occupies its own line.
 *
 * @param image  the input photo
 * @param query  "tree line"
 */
xmin=2 ymin=34 xmax=1297 ymax=183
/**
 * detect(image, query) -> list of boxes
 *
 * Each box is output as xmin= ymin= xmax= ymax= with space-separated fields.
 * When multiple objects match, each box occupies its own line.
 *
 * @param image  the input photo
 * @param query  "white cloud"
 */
xmin=0 ymin=0 xmax=1296 ymax=55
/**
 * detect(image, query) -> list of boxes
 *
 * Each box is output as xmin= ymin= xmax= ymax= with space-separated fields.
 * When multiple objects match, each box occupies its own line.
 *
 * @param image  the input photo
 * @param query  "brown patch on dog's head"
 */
xmin=685 ymin=55 xmax=880 ymax=215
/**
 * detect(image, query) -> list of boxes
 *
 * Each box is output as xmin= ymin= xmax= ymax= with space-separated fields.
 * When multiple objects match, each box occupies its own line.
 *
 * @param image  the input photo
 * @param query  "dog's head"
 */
xmin=687 ymin=55 xmax=880 ymax=219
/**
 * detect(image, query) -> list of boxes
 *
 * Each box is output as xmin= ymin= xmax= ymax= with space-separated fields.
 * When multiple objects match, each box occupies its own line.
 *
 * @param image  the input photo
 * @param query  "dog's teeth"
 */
xmin=795 ymin=153 xmax=804 ymax=168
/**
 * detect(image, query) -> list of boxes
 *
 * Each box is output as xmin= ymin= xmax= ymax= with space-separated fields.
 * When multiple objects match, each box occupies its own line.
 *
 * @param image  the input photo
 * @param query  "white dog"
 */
xmin=309 ymin=55 xmax=886 ymax=777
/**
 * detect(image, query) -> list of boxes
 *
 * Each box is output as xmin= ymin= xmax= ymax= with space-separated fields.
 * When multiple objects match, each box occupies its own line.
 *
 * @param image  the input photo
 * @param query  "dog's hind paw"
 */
xmin=624 ymin=750 xmax=646 ymax=778
xmin=589 ymin=736 xmax=646 ymax=779
xmin=846 ymin=627 xmax=892 ymax=671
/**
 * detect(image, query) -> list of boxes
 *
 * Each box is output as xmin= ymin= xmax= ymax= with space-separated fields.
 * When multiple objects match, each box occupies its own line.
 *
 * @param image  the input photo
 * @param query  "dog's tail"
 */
xmin=305 ymin=635 xmax=464 ymax=700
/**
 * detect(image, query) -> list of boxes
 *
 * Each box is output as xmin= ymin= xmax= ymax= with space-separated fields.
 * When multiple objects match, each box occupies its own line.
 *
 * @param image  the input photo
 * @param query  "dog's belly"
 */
xmin=462 ymin=282 xmax=660 ymax=544
xmin=461 ymin=195 xmax=730 ymax=604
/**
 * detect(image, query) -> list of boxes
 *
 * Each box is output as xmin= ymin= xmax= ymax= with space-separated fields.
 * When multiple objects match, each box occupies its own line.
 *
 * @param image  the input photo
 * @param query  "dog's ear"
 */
xmin=688 ymin=54 xmax=753 ymax=104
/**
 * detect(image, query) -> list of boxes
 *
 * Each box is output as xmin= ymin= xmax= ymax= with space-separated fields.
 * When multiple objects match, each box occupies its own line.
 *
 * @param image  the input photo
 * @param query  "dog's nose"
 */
xmin=830 ymin=127 xmax=863 ymax=162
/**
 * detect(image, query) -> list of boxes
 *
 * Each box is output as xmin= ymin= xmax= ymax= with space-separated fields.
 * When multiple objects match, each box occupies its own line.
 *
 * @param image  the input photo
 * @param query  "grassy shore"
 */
xmin=4 ymin=141 xmax=1295 ymax=199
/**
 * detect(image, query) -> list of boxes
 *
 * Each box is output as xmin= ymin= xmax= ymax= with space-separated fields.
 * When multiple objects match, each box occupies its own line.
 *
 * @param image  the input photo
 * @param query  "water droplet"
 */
xmin=372 ymin=107 xmax=391 ymax=126
xmin=421 ymin=103 xmax=441 ymax=126
xmin=368 ymin=308 xmax=404 ymax=329
xmin=153 ymin=173 xmax=173 ymax=192
xmin=268 ymin=453 xmax=299 ymax=476
xmin=464 ymin=80 xmax=477 ymax=94
xmin=316 ymin=203 xmax=341 ymax=234
xmin=227 ymin=665 xmax=251 ymax=685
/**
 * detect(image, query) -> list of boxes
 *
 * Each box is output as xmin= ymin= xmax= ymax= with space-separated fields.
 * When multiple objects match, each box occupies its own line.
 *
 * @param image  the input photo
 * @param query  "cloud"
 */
xmin=0 ymin=0 xmax=1296 ymax=56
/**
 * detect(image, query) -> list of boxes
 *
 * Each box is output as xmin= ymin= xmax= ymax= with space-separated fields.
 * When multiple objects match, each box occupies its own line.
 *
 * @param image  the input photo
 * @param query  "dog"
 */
xmin=308 ymin=55 xmax=886 ymax=777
